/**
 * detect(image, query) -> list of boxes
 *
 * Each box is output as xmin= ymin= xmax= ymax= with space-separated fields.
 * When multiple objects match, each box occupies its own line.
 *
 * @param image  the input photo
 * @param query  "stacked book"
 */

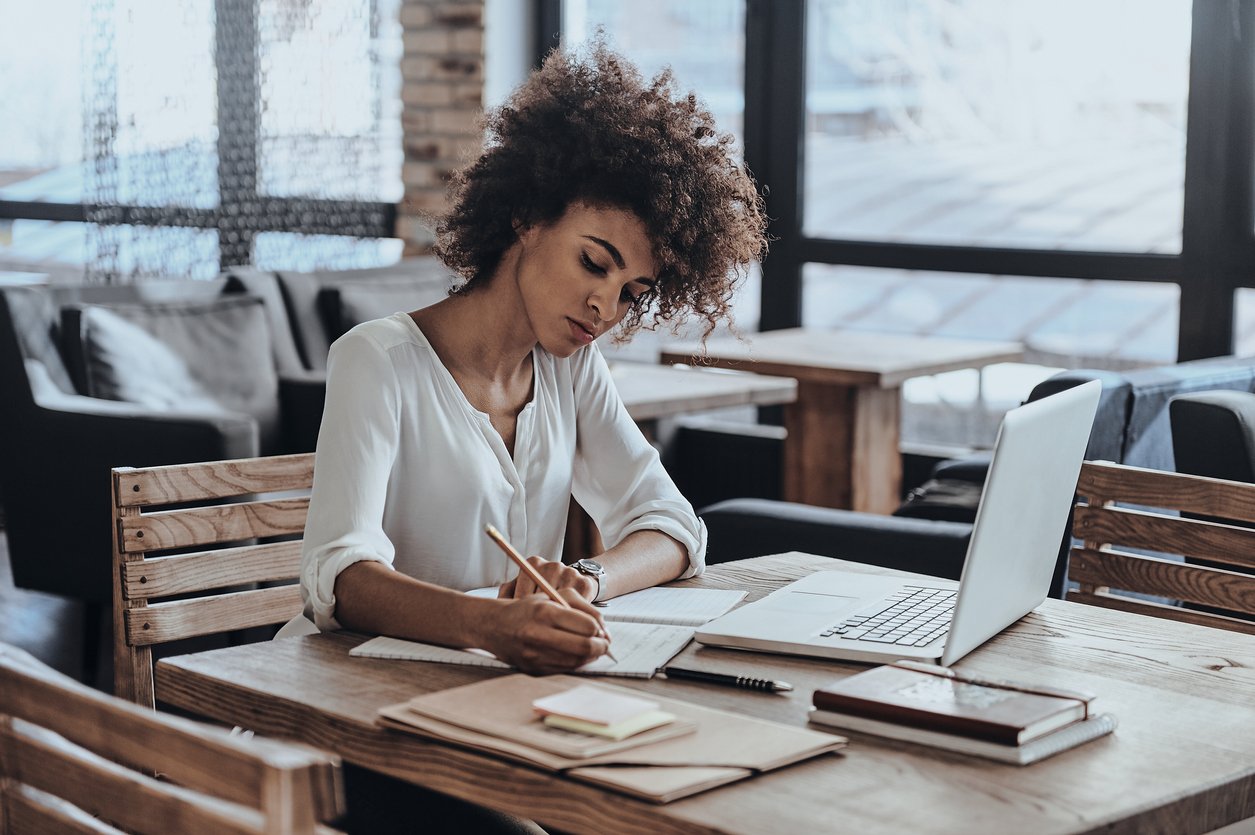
xmin=808 ymin=661 xmax=1117 ymax=765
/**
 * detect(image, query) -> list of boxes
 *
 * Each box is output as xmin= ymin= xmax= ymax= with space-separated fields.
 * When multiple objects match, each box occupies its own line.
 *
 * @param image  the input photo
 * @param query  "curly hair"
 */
xmin=433 ymin=41 xmax=768 ymax=339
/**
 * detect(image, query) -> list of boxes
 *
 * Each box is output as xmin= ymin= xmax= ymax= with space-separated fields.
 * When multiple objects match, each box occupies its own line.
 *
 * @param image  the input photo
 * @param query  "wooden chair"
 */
xmin=111 ymin=453 xmax=315 ymax=709
xmin=1069 ymin=460 xmax=1255 ymax=633
xmin=0 ymin=642 xmax=343 ymax=834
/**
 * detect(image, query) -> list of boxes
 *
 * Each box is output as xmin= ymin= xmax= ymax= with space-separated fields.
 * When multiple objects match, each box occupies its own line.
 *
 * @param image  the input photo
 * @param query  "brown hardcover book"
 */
xmin=812 ymin=662 xmax=1094 ymax=745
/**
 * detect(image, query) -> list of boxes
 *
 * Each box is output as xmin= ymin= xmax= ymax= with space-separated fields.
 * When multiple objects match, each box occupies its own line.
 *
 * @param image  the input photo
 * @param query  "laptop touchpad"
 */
xmin=766 ymin=591 xmax=860 ymax=614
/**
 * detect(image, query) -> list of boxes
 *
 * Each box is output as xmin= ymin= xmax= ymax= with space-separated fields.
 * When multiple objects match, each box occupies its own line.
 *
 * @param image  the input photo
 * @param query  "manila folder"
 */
xmin=378 ymin=673 xmax=846 ymax=803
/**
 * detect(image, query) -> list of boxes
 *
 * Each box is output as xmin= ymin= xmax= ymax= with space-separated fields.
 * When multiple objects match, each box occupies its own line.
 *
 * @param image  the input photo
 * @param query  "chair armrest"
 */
xmin=1170 ymin=390 xmax=1255 ymax=482
xmin=700 ymin=498 xmax=972 ymax=580
xmin=0 ymin=402 xmax=258 ymax=602
xmin=279 ymin=371 xmax=327 ymax=453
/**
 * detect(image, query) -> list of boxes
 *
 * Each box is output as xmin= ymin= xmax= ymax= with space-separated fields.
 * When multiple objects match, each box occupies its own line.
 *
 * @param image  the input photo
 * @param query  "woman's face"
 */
xmin=515 ymin=202 xmax=658 ymax=357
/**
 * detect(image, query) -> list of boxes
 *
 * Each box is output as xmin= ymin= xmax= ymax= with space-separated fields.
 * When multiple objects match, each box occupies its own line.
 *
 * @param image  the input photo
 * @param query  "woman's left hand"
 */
xmin=498 ymin=556 xmax=598 ymax=602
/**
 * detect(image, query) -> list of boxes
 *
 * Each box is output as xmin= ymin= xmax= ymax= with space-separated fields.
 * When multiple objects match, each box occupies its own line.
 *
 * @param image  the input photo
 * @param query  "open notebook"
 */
xmin=350 ymin=587 xmax=747 ymax=678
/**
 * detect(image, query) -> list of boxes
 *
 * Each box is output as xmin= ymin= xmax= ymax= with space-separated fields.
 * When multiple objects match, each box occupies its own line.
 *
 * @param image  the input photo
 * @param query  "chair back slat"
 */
xmin=1069 ymin=461 xmax=1255 ymax=633
xmin=1065 ymin=589 xmax=1255 ymax=635
xmin=116 ymin=454 xmax=315 ymax=508
xmin=112 ymin=455 xmax=315 ymax=711
xmin=119 ymin=498 xmax=309 ymax=553
xmin=1077 ymin=460 xmax=1255 ymax=525
xmin=122 ymin=542 xmax=303 ymax=599
xmin=1 ymin=720 xmax=266 ymax=835
xmin=4 ymin=782 xmax=123 ymax=833
xmin=125 ymin=587 xmax=303 ymax=647
xmin=0 ymin=644 xmax=343 ymax=834
xmin=1073 ymin=505 xmax=1255 ymax=570
xmin=1070 ymin=546 xmax=1255 ymax=613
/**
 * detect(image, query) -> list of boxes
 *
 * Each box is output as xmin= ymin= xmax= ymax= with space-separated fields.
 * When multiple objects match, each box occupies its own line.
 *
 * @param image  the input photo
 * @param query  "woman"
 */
xmin=300 ymin=42 xmax=767 ymax=676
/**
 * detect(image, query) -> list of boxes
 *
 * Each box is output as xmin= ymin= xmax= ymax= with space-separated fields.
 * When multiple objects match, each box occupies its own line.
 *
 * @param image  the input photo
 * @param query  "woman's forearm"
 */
xmin=332 ymin=560 xmax=496 ymax=647
xmin=594 ymin=529 xmax=689 ymax=601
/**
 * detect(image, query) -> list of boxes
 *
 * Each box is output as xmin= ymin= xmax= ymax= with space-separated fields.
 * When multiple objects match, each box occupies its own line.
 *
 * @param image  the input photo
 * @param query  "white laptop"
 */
xmin=695 ymin=380 xmax=1101 ymax=667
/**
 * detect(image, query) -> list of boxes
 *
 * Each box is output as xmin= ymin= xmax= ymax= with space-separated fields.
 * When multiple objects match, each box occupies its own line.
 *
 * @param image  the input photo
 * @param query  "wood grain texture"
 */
xmin=125 ymin=586 xmax=303 ymax=646
xmin=661 ymin=329 xmax=1022 ymax=388
xmin=2 ymin=783 xmax=122 ymax=834
xmin=111 ymin=456 xmax=313 ymax=713
xmin=1078 ymin=460 xmax=1255 ymax=524
xmin=155 ymin=552 xmax=1255 ymax=835
xmin=115 ymin=454 xmax=314 ymax=508
xmin=609 ymin=363 xmax=797 ymax=421
xmin=1070 ymin=547 xmax=1255 ymax=613
xmin=1065 ymin=589 xmax=1255 ymax=635
xmin=1071 ymin=461 xmax=1255 ymax=633
xmin=120 ymin=499 xmax=309 ymax=553
xmin=1074 ymin=505 xmax=1255 ymax=569
xmin=1 ymin=720 xmax=266 ymax=835
xmin=123 ymin=542 xmax=303 ymax=599
xmin=0 ymin=643 xmax=343 ymax=834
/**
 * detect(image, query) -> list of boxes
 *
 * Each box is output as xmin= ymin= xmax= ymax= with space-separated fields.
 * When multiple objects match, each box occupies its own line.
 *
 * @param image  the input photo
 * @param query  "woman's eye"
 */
xmin=580 ymin=252 xmax=607 ymax=274
xmin=619 ymin=287 xmax=640 ymax=305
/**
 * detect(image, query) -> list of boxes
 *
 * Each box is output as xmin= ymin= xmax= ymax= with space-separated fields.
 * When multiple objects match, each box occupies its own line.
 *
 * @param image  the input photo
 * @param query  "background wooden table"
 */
xmin=156 ymin=552 xmax=1255 ymax=835
xmin=662 ymin=329 xmax=1022 ymax=513
xmin=565 ymin=362 xmax=799 ymax=560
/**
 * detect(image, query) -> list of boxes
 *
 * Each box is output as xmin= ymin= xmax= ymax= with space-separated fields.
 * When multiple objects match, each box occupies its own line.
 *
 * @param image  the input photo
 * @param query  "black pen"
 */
xmin=661 ymin=666 xmax=793 ymax=693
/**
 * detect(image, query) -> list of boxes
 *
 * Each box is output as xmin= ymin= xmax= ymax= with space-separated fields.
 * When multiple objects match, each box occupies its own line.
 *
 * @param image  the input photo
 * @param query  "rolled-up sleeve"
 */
xmin=570 ymin=348 xmax=707 ymax=578
xmin=300 ymin=330 xmax=402 ymax=629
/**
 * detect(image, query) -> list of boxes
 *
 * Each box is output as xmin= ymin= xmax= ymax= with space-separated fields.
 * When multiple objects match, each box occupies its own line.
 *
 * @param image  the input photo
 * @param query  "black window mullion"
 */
xmin=745 ymin=0 xmax=806 ymax=332
xmin=1178 ymin=0 xmax=1255 ymax=360
xmin=802 ymin=240 xmax=1182 ymax=284
xmin=215 ymin=0 xmax=260 ymax=267
xmin=535 ymin=0 xmax=561 ymax=67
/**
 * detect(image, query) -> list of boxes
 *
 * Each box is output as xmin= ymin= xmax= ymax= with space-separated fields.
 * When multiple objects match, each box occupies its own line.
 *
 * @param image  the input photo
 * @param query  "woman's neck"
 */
xmin=412 ymin=255 xmax=534 ymax=384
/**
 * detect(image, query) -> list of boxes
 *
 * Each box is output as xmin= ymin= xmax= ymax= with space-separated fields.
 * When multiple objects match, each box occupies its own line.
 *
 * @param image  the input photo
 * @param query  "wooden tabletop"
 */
xmin=155 ymin=553 xmax=1255 ymax=835
xmin=611 ymin=362 xmax=797 ymax=422
xmin=662 ymin=328 xmax=1023 ymax=388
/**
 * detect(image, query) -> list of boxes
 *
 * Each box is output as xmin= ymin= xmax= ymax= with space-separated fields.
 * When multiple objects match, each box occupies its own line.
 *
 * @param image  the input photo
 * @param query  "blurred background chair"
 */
xmin=0 ymin=641 xmax=343 ymax=833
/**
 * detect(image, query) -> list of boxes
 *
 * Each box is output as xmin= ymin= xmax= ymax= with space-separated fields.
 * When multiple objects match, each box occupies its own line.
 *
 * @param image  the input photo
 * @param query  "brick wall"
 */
xmin=398 ymin=1 xmax=486 ymax=254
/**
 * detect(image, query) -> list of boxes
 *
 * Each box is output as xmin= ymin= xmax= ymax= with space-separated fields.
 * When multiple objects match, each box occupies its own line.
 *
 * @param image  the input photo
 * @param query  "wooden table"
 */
xmin=566 ymin=362 xmax=798 ymax=559
xmin=662 ymin=329 xmax=1023 ymax=514
xmin=613 ymin=360 xmax=797 ymax=436
xmin=156 ymin=552 xmax=1255 ymax=835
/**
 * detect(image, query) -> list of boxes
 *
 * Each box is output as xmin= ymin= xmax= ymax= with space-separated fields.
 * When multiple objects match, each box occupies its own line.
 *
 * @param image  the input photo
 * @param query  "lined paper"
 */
xmin=465 ymin=586 xmax=746 ymax=627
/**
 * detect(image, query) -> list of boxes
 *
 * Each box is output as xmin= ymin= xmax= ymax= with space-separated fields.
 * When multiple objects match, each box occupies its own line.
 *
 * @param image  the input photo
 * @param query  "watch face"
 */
xmin=577 ymin=559 xmax=604 ymax=574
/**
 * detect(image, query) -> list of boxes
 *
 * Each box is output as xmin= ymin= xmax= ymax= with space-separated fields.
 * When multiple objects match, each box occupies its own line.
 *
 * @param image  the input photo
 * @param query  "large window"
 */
xmin=546 ymin=0 xmax=1255 ymax=451
xmin=804 ymin=1 xmax=1191 ymax=253
xmin=0 ymin=0 xmax=402 ymax=280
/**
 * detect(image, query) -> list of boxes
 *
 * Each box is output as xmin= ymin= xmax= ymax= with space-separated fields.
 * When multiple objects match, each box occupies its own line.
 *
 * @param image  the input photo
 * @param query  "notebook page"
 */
xmin=350 ymin=621 xmax=694 ymax=678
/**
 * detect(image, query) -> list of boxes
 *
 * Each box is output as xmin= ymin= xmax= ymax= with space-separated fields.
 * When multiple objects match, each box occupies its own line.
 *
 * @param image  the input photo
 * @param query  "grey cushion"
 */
xmin=277 ymin=260 xmax=453 ymax=369
xmin=319 ymin=279 xmax=451 ymax=340
xmin=61 ymin=295 xmax=282 ymax=452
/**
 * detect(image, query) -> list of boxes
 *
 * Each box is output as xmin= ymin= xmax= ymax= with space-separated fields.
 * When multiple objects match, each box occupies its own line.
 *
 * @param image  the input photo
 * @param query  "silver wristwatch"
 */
xmin=573 ymin=558 xmax=606 ymax=603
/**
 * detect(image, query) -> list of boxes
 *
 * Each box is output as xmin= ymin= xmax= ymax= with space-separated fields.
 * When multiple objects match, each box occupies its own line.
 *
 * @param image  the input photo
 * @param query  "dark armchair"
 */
xmin=0 ymin=281 xmax=312 ymax=608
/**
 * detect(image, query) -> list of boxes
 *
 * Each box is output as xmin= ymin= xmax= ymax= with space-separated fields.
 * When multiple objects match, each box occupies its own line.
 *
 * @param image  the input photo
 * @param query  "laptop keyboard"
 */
xmin=819 ymin=585 xmax=956 ymax=647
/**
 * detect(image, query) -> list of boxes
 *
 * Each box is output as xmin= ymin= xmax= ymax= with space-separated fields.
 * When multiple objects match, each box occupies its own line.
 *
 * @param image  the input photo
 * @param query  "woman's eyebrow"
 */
xmin=582 ymin=235 xmax=625 ymax=269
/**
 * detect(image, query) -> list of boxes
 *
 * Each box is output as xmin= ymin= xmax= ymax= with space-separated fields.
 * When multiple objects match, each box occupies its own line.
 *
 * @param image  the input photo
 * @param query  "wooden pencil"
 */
xmin=483 ymin=524 xmax=618 ymax=662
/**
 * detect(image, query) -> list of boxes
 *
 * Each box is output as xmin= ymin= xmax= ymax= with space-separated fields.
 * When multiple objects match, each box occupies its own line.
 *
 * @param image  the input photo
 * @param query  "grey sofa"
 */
xmin=0 ymin=260 xmax=453 ymax=611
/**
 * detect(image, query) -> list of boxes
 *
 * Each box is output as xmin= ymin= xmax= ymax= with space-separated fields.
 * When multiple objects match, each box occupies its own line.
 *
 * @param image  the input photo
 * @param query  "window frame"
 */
xmin=0 ymin=0 xmax=397 ymax=272
xmin=539 ymin=0 xmax=1255 ymax=362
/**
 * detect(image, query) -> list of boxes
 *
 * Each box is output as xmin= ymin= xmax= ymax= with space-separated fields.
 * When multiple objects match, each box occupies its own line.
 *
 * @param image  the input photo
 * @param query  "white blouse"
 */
xmin=300 ymin=312 xmax=707 ymax=630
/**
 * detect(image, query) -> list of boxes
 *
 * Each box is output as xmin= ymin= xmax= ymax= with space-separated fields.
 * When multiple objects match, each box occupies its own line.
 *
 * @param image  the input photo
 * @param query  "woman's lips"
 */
xmin=568 ymin=318 xmax=595 ymax=344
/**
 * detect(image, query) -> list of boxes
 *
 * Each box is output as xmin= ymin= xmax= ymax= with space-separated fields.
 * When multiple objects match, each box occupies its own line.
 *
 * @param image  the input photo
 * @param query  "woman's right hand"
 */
xmin=478 ymin=587 xmax=610 ymax=674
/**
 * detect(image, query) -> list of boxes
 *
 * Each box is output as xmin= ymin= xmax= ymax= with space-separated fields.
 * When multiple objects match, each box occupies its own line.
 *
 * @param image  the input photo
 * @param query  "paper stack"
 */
xmin=532 ymin=685 xmax=676 ymax=741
